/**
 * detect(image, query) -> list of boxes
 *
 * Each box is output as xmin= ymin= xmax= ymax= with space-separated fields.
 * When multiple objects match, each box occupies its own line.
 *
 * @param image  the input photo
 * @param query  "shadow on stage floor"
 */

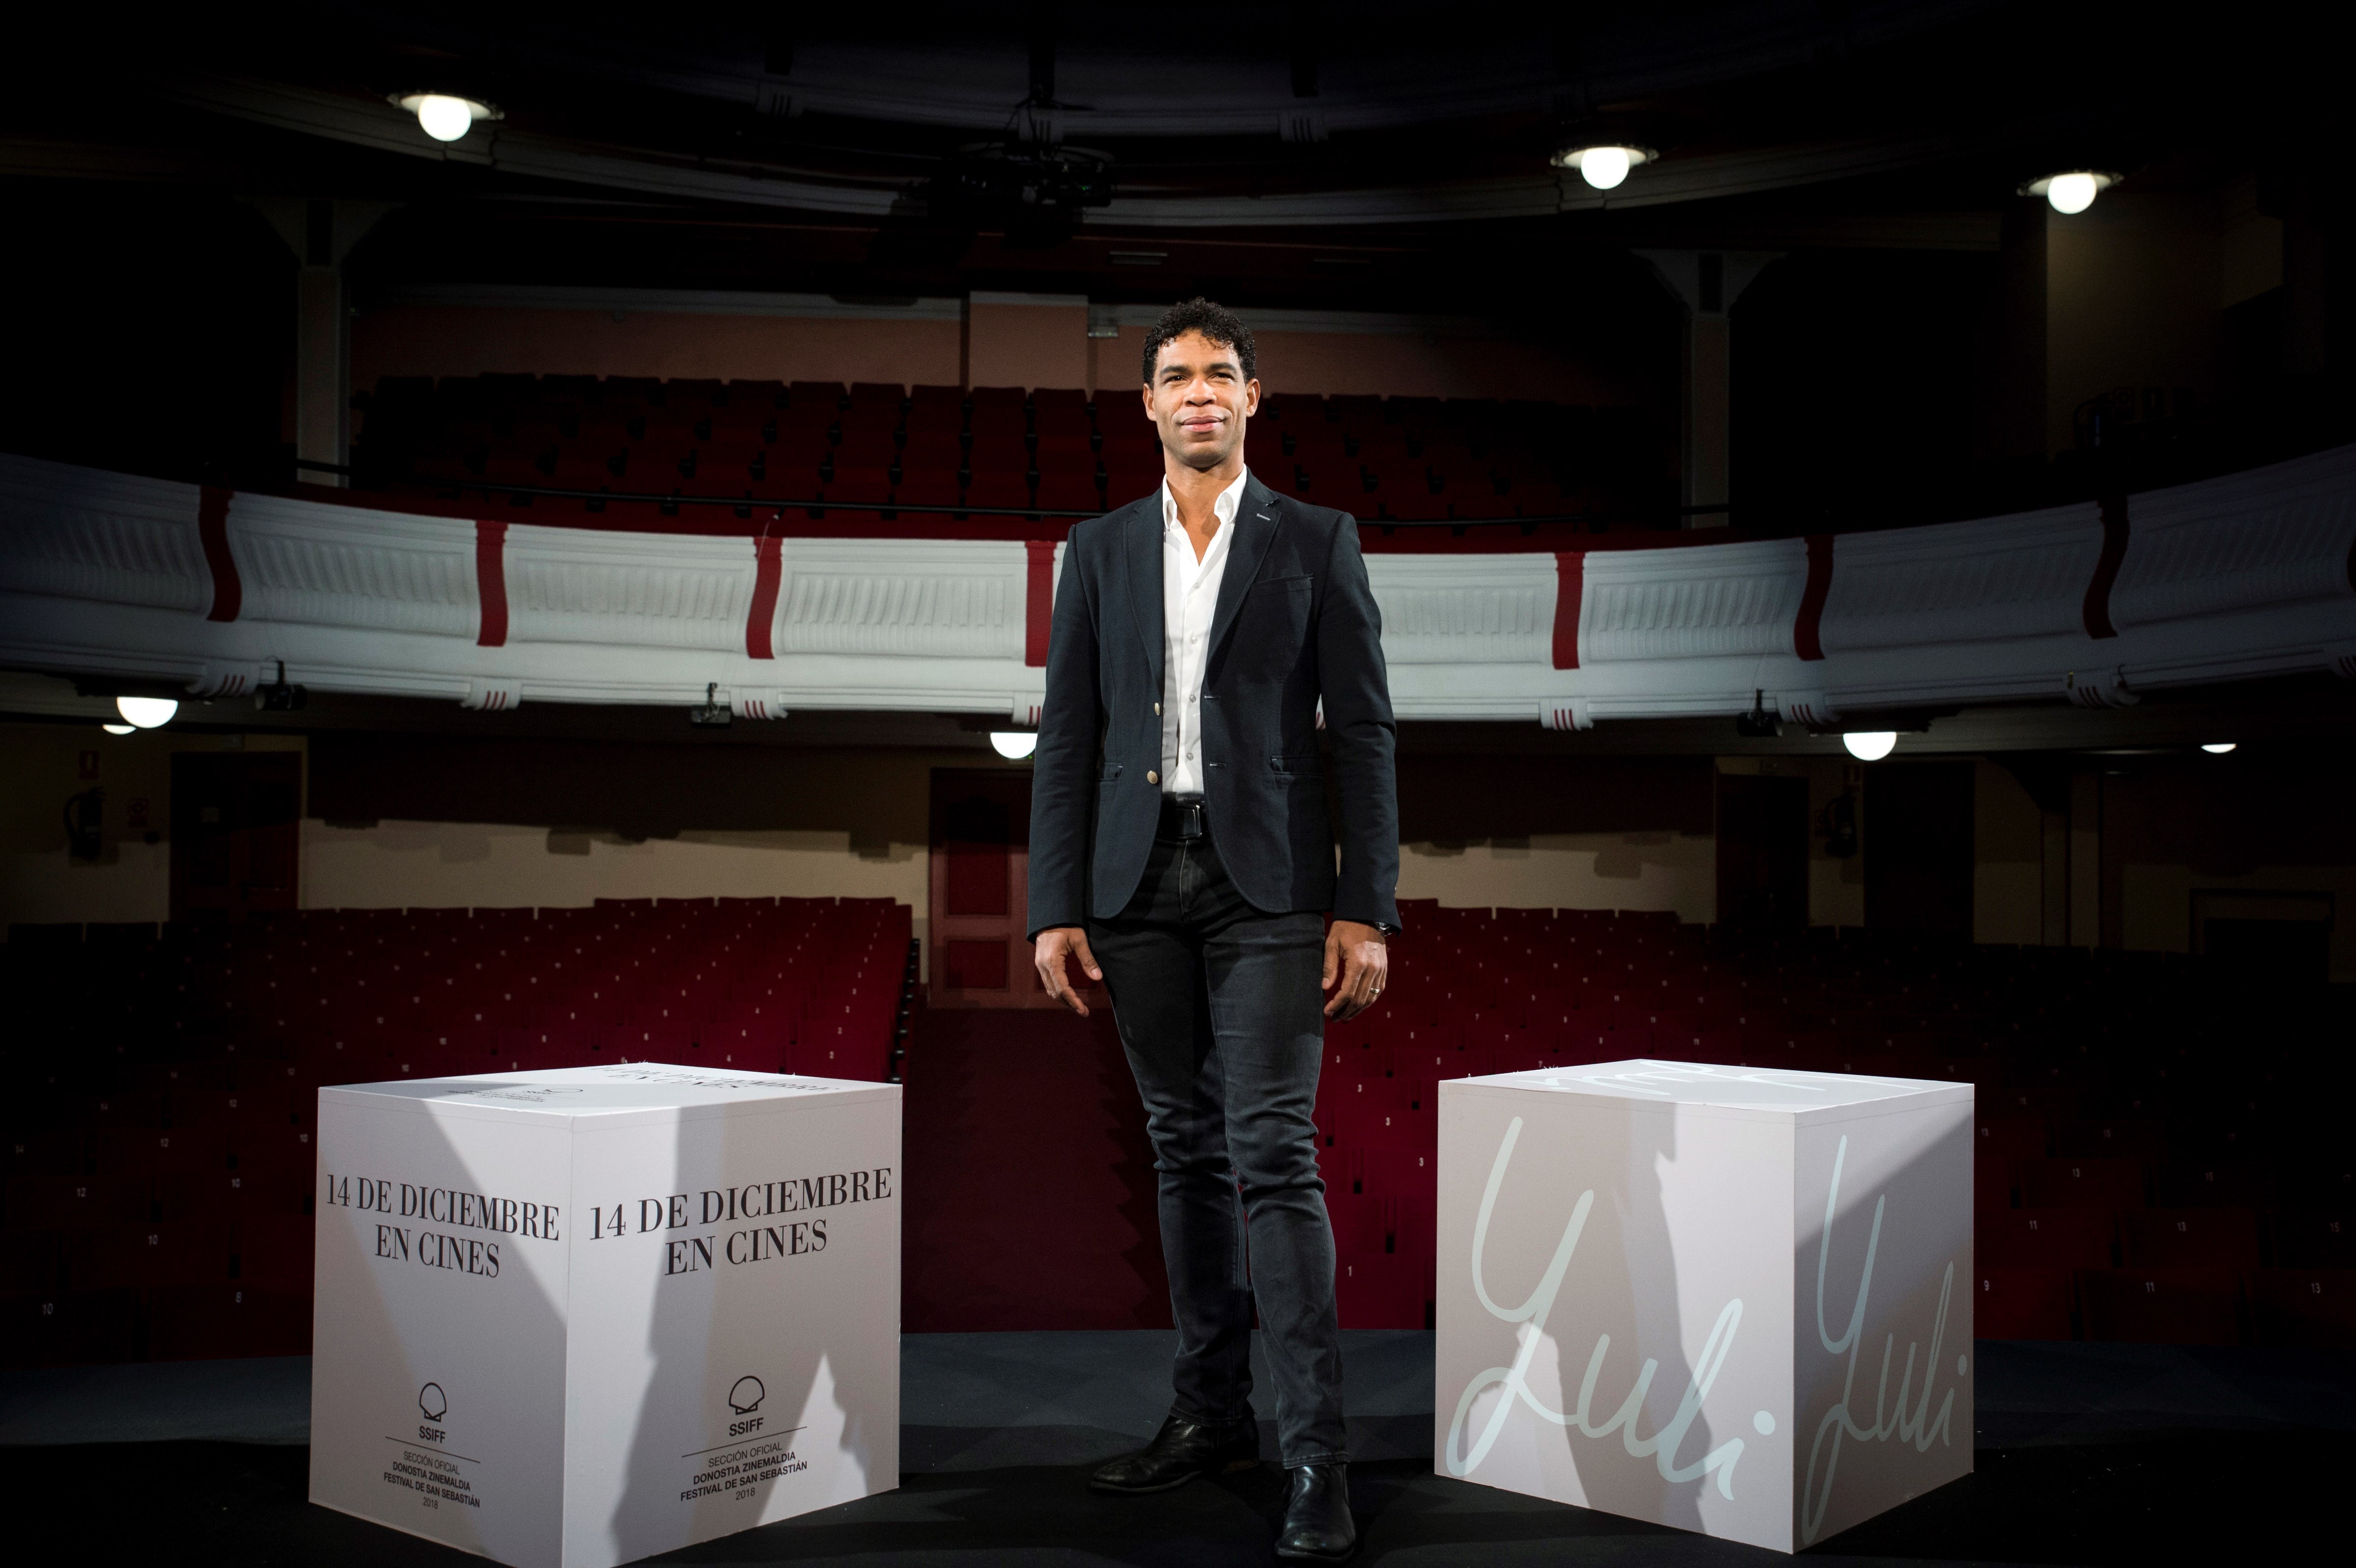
xmin=5 ymin=1332 xmax=2352 ymax=1565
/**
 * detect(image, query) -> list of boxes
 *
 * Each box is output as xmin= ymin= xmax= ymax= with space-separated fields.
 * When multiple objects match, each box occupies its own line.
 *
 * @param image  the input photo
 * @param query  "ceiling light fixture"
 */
xmin=989 ymin=732 xmax=1038 ymax=761
xmin=2200 ymin=742 xmax=2237 ymax=754
xmin=1841 ymin=731 xmax=1898 ymax=762
xmin=2021 ymin=171 xmax=2118 ymax=215
xmin=391 ymin=92 xmax=501 ymax=143
xmin=1552 ymin=144 xmax=1655 ymax=191
xmin=102 ymin=723 xmax=136 ymax=736
xmin=115 ymin=695 xmax=177 ymax=729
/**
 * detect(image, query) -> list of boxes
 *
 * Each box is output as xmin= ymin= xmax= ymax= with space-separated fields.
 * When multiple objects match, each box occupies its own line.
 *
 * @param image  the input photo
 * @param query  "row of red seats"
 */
xmin=354 ymin=374 xmax=1658 ymax=528
xmin=4 ymin=1216 xmax=315 ymax=1291
xmin=1978 ymin=1266 xmax=2356 ymax=1346
xmin=2 ymin=897 xmax=920 ymax=1364
xmin=1307 ymin=905 xmax=2347 ymax=1337
xmin=366 ymin=377 xmax=1617 ymax=474
xmin=4 ymin=1285 xmax=312 ymax=1365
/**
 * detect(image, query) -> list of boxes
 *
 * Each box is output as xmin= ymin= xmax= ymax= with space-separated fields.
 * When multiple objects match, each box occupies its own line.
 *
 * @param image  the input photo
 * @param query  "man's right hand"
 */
xmin=1034 ymin=927 xmax=1103 ymax=1016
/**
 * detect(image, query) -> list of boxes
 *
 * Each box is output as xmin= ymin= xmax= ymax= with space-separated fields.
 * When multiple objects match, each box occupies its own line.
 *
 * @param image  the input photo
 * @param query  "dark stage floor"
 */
xmin=4 ymin=1333 xmax=2351 ymax=1565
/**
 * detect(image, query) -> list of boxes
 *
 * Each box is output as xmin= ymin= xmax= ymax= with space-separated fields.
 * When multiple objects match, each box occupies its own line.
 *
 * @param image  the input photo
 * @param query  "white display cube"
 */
xmin=308 ymin=1064 xmax=901 ymax=1568
xmin=1436 ymin=1060 xmax=1971 ymax=1553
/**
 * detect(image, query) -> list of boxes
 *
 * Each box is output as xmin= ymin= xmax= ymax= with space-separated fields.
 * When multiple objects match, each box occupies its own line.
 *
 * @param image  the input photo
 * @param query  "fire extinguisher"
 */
xmin=64 ymin=787 xmax=105 ymax=861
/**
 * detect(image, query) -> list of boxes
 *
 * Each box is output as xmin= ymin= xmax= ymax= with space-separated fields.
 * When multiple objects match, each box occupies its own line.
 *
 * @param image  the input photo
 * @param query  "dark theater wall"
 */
xmin=0 ymin=187 xmax=292 ymax=481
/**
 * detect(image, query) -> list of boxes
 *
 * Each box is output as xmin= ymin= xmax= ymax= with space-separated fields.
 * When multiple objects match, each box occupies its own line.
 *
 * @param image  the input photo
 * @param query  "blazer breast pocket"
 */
xmin=1239 ymin=574 xmax=1314 ymax=652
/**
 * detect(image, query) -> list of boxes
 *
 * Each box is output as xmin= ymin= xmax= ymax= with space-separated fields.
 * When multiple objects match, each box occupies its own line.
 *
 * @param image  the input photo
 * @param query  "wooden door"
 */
xmin=170 ymin=751 xmax=301 ymax=921
xmin=927 ymin=769 xmax=1093 ymax=1009
xmin=1715 ymin=773 xmax=1809 ymax=931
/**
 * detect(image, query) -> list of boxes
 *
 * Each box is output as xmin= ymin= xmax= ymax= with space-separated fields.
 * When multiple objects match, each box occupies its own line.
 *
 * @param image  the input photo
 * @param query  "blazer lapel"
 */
xmin=1121 ymin=496 xmax=1164 ymax=694
xmin=1204 ymin=478 xmax=1284 ymax=665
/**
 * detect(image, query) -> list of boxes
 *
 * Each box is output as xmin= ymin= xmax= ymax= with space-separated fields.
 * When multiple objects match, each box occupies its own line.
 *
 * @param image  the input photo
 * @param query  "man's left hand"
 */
xmin=1322 ymin=919 xmax=1389 ymax=1021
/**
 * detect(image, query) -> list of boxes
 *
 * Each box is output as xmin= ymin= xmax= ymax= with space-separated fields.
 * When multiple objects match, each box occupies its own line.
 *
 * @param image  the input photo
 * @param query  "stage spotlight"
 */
xmin=2021 ymin=171 xmax=2117 ymax=214
xmin=102 ymin=723 xmax=135 ymax=736
xmin=2201 ymin=742 xmax=2237 ymax=754
xmin=1734 ymin=689 xmax=1780 ymax=739
xmin=115 ymin=695 xmax=177 ymax=729
xmin=1841 ymin=731 xmax=1897 ymax=762
xmin=392 ymin=93 xmax=499 ymax=143
xmin=989 ymin=732 xmax=1038 ymax=761
xmin=1552 ymin=144 xmax=1653 ymax=190
xmin=687 ymin=682 xmax=732 ymax=727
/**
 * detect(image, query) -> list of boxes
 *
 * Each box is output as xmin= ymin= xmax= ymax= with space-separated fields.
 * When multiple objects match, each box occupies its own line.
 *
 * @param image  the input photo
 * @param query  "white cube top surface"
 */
xmin=1463 ymin=1058 xmax=1968 ymax=1115
xmin=322 ymin=1062 xmax=891 ymax=1119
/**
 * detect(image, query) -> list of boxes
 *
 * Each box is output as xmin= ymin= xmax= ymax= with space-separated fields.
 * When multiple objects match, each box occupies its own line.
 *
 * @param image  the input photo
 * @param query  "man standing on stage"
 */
xmin=1028 ymin=298 xmax=1399 ymax=1562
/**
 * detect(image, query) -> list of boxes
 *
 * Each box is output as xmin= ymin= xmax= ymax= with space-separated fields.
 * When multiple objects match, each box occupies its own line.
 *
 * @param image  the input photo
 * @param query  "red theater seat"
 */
xmin=1323 ymin=1189 xmax=1387 ymax=1256
xmin=68 ymin=1224 xmax=233 ymax=1289
xmin=2246 ymin=1269 xmax=2356 ymax=1347
xmin=232 ymin=1214 xmax=317 ymax=1287
xmin=1360 ymin=1147 xmax=1435 ymax=1201
xmin=2019 ymin=1157 xmax=2149 ymax=1210
xmin=5 ymin=1173 xmax=151 ymax=1231
xmin=2272 ymin=1212 xmax=2356 ymax=1267
xmin=1336 ymin=1104 xmax=1428 ymax=1149
xmin=1979 ymin=1208 xmax=2116 ymax=1269
xmin=2054 ymin=1119 xmax=2170 ymax=1163
xmin=1335 ymin=1253 xmax=1429 ymax=1329
xmin=147 ymin=1284 xmax=312 ymax=1359
xmin=1973 ymin=1267 xmax=2076 ymax=1339
xmin=0 ymin=1288 xmax=143 ymax=1366
xmin=2078 ymin=1268 xmax=2244 ymax=1344
xmin=2119 ymin=1207 xmax=2262 ymax=1270
xmin=2161 ymin=1161 xmax=2279 ymax=1208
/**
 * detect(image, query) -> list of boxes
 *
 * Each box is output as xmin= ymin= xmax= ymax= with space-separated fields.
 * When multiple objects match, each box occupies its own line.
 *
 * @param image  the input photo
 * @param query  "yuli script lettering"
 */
xmin=1443 ymin=1116 xmax=1749 ymax=1498
xmin=1800 ymin=1134 xmax=1959 ymax=1545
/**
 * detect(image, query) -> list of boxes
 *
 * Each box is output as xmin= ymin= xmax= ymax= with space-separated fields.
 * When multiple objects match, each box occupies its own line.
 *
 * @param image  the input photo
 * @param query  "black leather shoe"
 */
xmin=1089 ymin=1412 xmax=1261 ymax=1494
xmin=1275 ymin=1462 xmax=1356 ymax=1562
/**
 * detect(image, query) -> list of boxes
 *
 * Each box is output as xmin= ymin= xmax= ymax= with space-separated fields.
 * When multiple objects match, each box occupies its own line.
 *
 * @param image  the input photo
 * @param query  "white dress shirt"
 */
xmin=1159 ymin=468 xmax=1248 ymax=796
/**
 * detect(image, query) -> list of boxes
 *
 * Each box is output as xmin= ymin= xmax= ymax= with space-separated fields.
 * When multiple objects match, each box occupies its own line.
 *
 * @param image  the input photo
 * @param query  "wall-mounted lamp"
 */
xmin=1552 ymin=144 xmax=1656 ymax=191
xmin=390 ymin=92 xmax=502 ymax=143
xmin=2021 ymin=171 xmax=2119 ymax=215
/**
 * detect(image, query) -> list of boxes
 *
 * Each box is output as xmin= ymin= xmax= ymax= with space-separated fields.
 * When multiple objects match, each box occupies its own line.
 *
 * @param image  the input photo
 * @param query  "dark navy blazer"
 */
xmin=1025 ymin=473 xmax=1401 ymax=937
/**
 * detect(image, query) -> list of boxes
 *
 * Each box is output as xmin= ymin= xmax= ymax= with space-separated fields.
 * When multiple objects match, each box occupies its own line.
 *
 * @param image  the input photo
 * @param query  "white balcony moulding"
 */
xmin=0 ymin=458 xmax=211 ymax=613
xmin=506 ymin=524 xmax=751 ymax=652
xmin=1365 ymin=553 xmax=1554 ymax=667
xmin=768 ymin=541 xmax=1027 ymax=661
xmin=1817 ymin=503 xmax=2104 ymax=653
xmin=2110 ymin=444 xmax=2356 ymax=629
xmin=228 ymin=491 xmax=479 ymax=638
xmin=1 ymin=449 xmax=2353 ymax=725
xmin=1580 ymin=538 xmax=1809 ymax=664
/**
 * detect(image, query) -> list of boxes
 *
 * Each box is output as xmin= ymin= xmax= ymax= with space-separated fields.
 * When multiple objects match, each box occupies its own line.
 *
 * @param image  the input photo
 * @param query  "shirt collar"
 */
xmin=1160 ymin=467 xmax=1250 ymax=540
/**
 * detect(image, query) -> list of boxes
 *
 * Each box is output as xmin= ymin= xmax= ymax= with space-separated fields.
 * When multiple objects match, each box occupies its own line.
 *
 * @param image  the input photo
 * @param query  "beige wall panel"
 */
xmin=1398 ymin=832 xmax=1714 ymax=924
xmin=353 ymin=307 xmax=964 ymax=392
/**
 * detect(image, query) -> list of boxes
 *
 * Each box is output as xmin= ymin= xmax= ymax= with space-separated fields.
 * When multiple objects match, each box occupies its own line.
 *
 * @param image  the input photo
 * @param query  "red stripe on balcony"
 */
xmin=475 ymin=520 xmax=509 ymax=648
xmin=199 ymin=486 xmax=240 ymax=622
xmin=1552 ymin=551 xmax=1584 ymax=670
xmin=2084 ymin=497 xmax=2128 ymax=639
xmin=1026 ymin=540 xmax=1057 ymax=668
xmin=747 ymin=533 xmax=783 ymax=659
xmin=1795 ymin=534 xmax=1833 ymax=661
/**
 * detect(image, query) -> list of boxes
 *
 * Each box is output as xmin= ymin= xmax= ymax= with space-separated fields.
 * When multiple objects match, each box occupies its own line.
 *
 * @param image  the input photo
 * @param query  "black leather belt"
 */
xmin=1156 ymin=794 xmax=1207 ymax=841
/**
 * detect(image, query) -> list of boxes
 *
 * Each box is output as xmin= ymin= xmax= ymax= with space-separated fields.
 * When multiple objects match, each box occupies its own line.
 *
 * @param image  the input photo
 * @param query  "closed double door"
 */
xmin=928 ymin=769 xmax=1100 ymax=1009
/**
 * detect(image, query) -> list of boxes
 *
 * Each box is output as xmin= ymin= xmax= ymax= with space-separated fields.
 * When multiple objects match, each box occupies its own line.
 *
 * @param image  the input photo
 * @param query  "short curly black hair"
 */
xmin=1141 ymin=297 xmax=1256 ymax=385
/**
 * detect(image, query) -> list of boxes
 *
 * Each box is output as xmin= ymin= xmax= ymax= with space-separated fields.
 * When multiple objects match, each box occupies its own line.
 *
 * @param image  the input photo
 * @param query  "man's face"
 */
xmin=1144 ymin=329 xmax=1260 ymax=471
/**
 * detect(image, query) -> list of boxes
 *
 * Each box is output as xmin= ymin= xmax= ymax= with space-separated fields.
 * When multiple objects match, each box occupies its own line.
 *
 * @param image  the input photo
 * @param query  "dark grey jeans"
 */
xmin=1087 ymin=818 xmax=1346 ymax=1467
